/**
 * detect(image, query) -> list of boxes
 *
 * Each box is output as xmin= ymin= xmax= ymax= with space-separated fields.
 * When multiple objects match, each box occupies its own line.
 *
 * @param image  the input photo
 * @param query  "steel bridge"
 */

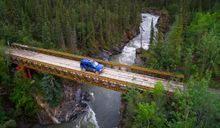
xmin=8 ymin=43 xmax=184 ymax=92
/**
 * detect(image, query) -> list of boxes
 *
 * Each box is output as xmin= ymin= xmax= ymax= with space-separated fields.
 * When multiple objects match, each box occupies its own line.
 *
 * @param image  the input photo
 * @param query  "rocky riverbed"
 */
xmin=33 ymin=11 xmax=162 ymax=128
xmin=33 ymin=79 xmax=97 ymax=127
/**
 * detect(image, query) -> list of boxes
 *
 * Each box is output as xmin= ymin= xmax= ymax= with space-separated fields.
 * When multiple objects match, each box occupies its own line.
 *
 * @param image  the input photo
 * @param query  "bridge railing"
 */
xmin=11 ymin=43 xmax=184 ymax=81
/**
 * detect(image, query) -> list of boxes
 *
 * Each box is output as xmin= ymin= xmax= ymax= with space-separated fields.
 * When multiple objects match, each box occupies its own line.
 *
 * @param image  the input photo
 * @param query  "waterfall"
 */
xmin=33 ymin=13 xmax=159 ymax=128
xmin=77 ymin=13 xmax=159 ymax=128
xmin=112 ymin=13 xmax=159 ymax=65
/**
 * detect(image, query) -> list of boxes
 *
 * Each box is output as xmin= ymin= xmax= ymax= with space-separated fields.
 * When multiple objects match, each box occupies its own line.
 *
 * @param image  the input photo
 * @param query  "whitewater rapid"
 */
xmin=84 ymin=13 xmax=159 ymax=128
xmin=33 ymin=13 xmax=159 ymax=128
xmin=112 ymin=13 xmax=159 ymax=65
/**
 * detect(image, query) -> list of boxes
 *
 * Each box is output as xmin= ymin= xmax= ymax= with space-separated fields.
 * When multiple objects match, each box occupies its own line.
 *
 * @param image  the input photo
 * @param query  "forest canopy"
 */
xmin=0 ymin=0 xmax=219 ymax=127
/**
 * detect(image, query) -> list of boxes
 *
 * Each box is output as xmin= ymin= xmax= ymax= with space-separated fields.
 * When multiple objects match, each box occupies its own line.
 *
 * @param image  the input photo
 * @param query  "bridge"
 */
xmin=8 ymin=43 xmax=184 ymax=92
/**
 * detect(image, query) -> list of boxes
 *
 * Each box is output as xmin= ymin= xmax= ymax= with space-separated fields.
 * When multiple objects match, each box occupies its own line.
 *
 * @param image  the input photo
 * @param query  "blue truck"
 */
xmin=80 ymin=59 xmax=104 ymax=74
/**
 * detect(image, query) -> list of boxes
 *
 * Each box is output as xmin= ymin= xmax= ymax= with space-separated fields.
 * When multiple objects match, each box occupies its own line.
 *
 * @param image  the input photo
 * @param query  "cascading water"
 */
xmin=82 ymin=13 xmax=159 ymax=128
xmin=34 ymin=13 xmax=159 ymax=128
xmin=112 ymin=13 xmax=159 ymax=65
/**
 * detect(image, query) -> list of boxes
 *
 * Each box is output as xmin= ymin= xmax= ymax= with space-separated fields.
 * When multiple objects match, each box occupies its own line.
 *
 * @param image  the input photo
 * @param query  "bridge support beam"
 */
xmin=16 ymin=65 xmax=32 ymax=79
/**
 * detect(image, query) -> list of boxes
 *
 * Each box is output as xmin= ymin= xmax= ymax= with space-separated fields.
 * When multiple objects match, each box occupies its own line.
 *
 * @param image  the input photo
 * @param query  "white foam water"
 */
xmin=83 ymin=13 xmax=159 ymax=128
xmin=75 ymin=107 xmax=99 ymax=128
xmin=36 ymin=13 xmax=159 ymax=128
xmin=113 ymin=13 xmax=159 ymax=65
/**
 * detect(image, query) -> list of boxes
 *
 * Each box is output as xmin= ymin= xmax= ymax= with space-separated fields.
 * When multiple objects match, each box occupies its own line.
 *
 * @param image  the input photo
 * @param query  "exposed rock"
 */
xmin=143 ymin=8 xmax=169 ymax=33
xmin=91 ymin=28 xmax=138 ymax=60
xmin=111 ymin=42 xmax=126 ymax=55
xmin=111 ymin=28 xmax=138 ymax=55
xmin=91 ymin=42 xmax=126 ymax=61
xmin=36 ymin=79 xmax=91 ymax=124
xmin=136 ymin=48 xmax=144 ymax=55
xmin=135 ymin=55 xmax=144 ymax=67
xmin=91 ymin=50 xmax=112 ymax=61
xmin=143 ymin=8 xmax=162 ymax=16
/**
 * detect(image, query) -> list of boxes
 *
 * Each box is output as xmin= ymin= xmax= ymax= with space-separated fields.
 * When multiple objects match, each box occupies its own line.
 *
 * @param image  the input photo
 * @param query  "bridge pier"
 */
xmin=15 ymin=65 xmax=32 ymax=79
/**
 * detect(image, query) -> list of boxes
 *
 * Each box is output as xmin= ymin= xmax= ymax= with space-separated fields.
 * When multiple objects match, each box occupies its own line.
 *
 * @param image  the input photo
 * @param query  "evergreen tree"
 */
xmin=149 ymin=19 xmax=155 ymax=47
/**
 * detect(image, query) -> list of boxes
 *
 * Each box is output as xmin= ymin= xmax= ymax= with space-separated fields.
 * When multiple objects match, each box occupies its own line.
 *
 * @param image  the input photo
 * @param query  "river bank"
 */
xmin=37 ymin=12 xmax=160 ymax=128
xmin=4 ymin=11 xmax=161 ymax=128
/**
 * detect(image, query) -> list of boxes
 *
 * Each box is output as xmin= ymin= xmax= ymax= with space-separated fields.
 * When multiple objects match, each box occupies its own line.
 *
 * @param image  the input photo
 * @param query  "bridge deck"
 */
xmin=10 ymin=48 xmax=184 ymax=92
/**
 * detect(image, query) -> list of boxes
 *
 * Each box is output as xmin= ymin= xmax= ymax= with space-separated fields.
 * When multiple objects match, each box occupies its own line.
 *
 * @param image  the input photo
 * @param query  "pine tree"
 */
xmin=149 ymin=19 xmax=155 ymax=47
xmin=41 ymin=22 xmax=52 ymax=48
xmin=55 ymin=0 xmax=65 ymax=49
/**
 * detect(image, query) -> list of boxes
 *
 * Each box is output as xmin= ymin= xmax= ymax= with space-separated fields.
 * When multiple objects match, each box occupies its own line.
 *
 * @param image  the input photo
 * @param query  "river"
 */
xmin=81 ymin=13 xmax=159 ymax=128
xmin=33 ymin=13 xmax=159 ymax=128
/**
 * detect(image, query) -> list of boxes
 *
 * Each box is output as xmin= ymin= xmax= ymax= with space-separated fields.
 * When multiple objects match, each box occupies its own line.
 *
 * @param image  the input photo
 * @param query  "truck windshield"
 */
xmin=92 ymin=62 xmax=98 ymax=67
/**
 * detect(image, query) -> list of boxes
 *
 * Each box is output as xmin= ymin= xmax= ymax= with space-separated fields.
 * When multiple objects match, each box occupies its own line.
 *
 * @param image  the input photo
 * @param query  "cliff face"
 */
xmin=36 ymin=79 xmax=90 ymax=124
xmin=135 ymin=10 xmax=169 ymax=67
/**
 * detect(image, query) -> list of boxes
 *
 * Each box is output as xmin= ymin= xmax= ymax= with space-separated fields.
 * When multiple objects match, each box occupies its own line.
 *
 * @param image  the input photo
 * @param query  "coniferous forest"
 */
xmin=0 ymin=0 xmax=220 ymax=128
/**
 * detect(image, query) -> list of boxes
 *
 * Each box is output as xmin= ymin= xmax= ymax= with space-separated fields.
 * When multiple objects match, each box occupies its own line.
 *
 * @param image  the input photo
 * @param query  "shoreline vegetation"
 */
xmin=0 ymin=0 xmax=220 ymax=127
